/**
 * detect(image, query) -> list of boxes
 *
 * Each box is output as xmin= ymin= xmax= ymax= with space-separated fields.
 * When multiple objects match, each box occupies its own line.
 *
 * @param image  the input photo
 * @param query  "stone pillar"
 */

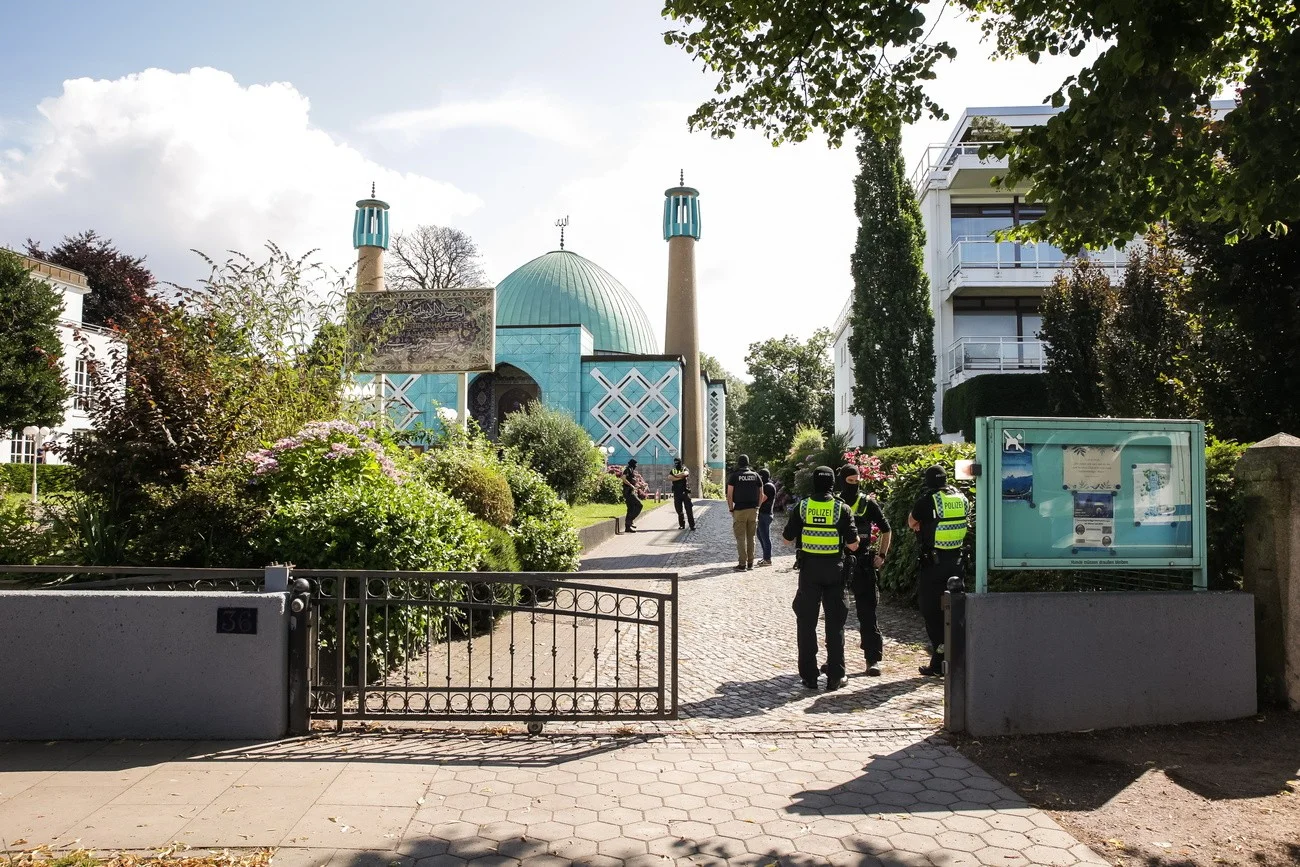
xmin=1234 ymin=432 xmax=1300 ymax=710
xmin=663 ymin=180 xmax=704 ymax=497
xmin=356 ymin=245 xmax=385 ymax=293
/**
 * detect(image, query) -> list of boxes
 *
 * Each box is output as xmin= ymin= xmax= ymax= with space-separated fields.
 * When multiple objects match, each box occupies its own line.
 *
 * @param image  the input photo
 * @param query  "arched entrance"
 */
xmin=468 ymin=363 xmax=541 ymax=438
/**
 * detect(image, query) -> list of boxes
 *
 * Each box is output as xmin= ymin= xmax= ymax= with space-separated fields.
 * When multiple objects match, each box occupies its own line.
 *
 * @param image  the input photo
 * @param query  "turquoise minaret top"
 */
xmin=353 ymin=184 xmax=390 ymax=249
xmin=663 ymin=171 xmax=701 ymax=240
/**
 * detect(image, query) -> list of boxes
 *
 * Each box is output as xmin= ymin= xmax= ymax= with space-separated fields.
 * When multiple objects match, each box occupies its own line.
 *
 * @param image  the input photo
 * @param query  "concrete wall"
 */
xmin=962 ymin=592 xmax=1255 ymax=735
xmin=0 ymin=591 xmax=288 ymax=740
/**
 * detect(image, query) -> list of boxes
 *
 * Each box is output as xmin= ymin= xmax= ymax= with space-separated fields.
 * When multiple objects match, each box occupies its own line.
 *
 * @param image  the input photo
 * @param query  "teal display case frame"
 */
xmin=974 ymin=416 xmax=1207 ymax=592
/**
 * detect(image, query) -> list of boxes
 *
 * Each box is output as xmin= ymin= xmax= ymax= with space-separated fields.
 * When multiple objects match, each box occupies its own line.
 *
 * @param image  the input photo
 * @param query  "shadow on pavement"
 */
xmin=678 ymin=672 xmax=933 ymax=722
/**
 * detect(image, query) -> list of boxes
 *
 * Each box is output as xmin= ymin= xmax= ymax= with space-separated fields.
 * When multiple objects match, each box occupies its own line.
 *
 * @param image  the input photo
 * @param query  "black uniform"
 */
xmin=668 ymin=463 xmax=695 ymax=530
xmin=622 ymin=463 xmax=643 ymax=531
xmin=844 ymin=495 xmax=891 ymax=667
xmin=910 ymin=486 xmax=965 ymax=669
xmin=782 ymin=493 xmax=859 ymax=687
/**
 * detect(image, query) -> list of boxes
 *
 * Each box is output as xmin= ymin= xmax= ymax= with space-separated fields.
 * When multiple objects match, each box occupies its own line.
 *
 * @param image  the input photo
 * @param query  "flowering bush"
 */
xmin=591 ymin=468 xmax=625 ymax=504
xmin=842 ymin=448 xmax=889 ymax=498
xmin=607 ymin=464 xmax=649 ymax=500
xmin=246 ymin=420 xmax=406 ymax=499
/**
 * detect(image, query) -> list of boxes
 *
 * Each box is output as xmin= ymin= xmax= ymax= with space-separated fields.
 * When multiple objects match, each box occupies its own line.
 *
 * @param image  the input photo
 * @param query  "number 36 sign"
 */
xmin=216 ymin=607 xmax=258 ymax=635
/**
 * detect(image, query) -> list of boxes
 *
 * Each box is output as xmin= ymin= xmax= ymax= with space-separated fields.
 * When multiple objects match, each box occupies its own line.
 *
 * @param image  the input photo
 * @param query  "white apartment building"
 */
xmin=3 ymin=255 xmax=125 ymax=464
xmin=831 ymin=295 xmax=867 ymax=448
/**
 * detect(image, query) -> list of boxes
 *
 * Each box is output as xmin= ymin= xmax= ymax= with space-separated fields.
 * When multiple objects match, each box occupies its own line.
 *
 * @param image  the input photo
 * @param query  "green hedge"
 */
xmin=942 ymin=373 xmax=1054 ymax=441
xmin=1206 ymin=437 xmax=1247 ymax=591
xmin=0 ymin=464 xmax=79 ymax=496
xmin=877 ymin=445 xmax=976 ymax=597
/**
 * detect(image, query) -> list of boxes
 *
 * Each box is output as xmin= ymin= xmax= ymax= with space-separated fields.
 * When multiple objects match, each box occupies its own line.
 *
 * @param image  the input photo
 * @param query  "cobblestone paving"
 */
xmin=0 ymin=500 xmax=1108 ymax=865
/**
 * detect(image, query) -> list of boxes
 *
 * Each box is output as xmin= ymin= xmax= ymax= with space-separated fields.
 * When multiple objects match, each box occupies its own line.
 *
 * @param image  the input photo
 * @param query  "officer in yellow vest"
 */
xmin=907 ymin=465 xmax=969 ymax=676
xmin=782 ymin=466 xmax=860 ymax=690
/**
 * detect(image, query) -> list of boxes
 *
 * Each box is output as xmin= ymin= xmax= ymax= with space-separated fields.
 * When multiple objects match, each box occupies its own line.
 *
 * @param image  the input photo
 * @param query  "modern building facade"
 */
xmin=2 ymin=255 xmax=125 ymax=464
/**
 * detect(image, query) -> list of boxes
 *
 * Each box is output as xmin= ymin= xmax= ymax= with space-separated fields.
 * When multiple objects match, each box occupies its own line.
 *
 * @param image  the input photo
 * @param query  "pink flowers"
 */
xmin=842 ymin=448 xmax=886 ymax=483
xmin=245 ymin=419 xmax=407 ymax=486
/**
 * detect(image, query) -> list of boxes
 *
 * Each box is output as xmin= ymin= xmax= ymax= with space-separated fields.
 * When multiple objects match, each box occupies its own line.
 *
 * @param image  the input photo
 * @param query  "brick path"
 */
xmin=0 ymin=500 xmax=1107 ymax=866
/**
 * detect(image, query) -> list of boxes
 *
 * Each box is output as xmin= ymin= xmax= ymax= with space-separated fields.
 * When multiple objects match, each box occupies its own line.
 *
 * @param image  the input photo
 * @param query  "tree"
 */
xmin=848 ymin=128 xmax=936 ymax=446
xmin=1039 ymin=259 xmax=1114 ymax=416
xmin=388 ymin=225 xmax=490 ymax=291
xmin=738 ymin=330 xmax=834 ymax=466
xmin=26 ymin=231 xmax=155 ymax=328
xmin=498 ymin=402 xmax=605 ymax=504
xmin=1178 ymin=223 xmax=1300 ymax=441
xmin=700 ymin=353 xmax=749 ymax=464
xmin=662 ymin=0 xmax=1300 ymax=247
xmin=1097 ymin=229 xmax=1200 ymax=419
xmin=0 ymin=249 xmax=68 ymax=430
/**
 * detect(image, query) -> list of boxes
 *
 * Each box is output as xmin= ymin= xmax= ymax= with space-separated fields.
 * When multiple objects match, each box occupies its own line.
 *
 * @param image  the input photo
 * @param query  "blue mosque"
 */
xmin=351 ymin=182 xmax=726 ymax=494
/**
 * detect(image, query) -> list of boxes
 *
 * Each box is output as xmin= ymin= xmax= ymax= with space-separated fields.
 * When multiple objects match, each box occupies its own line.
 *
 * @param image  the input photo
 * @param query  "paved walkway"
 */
xmin=0 ymin=501 xmax=1106 ymax=867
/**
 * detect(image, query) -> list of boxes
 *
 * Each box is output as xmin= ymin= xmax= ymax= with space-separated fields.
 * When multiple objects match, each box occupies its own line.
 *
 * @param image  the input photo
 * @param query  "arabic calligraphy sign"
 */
xmin=347 ymin=288 xmax=495 ymax=373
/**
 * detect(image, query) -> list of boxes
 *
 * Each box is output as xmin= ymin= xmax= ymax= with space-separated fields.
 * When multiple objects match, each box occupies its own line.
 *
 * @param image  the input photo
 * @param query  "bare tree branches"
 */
xmin=388 ymin=225 xmax=490 ymax=291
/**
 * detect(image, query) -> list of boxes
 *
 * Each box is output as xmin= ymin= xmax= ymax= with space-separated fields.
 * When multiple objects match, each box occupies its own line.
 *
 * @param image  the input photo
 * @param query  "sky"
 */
xmin=0 ymin=1 xmax=1097 ymax=375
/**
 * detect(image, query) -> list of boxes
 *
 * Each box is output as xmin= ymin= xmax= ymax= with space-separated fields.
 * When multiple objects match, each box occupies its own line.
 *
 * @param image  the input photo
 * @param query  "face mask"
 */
xmin=841 ymin=480 xmax=859 ymax=501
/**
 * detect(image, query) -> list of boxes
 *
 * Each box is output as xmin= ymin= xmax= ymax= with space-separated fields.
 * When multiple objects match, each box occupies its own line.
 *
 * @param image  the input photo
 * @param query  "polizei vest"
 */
xmin=799 ymin=497 xmax=843 ymax=556
xmin=931 ymin=490 xmax=969 ymax=552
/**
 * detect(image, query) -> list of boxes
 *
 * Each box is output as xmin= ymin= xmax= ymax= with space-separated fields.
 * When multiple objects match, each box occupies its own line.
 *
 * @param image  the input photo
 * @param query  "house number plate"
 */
xmin=216 ymin=607 xmax=258 ymax=635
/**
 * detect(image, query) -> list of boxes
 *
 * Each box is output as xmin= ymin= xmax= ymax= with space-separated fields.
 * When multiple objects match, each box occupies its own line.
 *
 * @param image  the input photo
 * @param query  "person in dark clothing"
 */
xmin=908 ymin=464 xmax=969 ymax=676
xmin=726 ymin=454 xmax=766 ymax=570
xmin=836 ymin=466 xmax=893 ymax=676
xmin=622 ymin=459 xmax=644 ymax=533
xmin=667 ymin=456 xmax=696 ymax=530
xmin=756 ymin=468 xmax=777 ymax=565
xmin=782 ymin=465 xmax=860 ymax=690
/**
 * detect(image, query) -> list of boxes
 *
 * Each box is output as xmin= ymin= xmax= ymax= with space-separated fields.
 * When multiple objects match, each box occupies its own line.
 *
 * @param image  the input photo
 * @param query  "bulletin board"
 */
xmin=974 ymin=417 xmax=1207 ymax=591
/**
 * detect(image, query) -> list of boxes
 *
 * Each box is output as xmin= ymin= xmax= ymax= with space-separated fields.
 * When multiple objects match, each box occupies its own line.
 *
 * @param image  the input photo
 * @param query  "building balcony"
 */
xmin=946 ymin=336 xmax=1046 ymax=387
xmin=945 ymin=240 xmax=1126 ymax=295
xmin=909 ymin=142 xmax=1008 ymax=196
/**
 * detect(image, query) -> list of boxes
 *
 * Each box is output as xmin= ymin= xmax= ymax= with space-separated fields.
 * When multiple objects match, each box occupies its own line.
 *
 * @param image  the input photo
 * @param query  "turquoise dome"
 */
xmin=495 ymin=250 xmax=658 ymax=355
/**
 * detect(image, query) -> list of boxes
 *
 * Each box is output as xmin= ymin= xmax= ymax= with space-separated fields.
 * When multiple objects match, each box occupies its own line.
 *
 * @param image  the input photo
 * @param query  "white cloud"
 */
xmin=0 ymin=67 xmax=482 ymax=284
xmin=366 ymin=90 xmax=596 ymax=149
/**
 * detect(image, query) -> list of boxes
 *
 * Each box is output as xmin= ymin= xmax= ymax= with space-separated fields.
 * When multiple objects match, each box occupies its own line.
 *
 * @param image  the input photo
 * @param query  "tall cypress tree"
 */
xmin=0 ymin=249 xmax=68 ymax=431
xmin=847 ymin=128 xmax=936 ymax=445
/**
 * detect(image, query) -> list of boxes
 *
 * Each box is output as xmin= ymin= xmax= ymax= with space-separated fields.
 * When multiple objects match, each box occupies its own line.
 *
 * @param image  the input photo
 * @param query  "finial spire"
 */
xmin=680 ymin=169 xmax=684 ymax=186
xmin=371 ymin=181 xmax=376 ymax=198
xmin=555 ymin=215 xmax=570 ymax=251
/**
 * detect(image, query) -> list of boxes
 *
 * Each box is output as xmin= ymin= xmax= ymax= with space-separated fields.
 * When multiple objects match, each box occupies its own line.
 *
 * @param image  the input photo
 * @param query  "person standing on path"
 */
xmin=907 ymin=464 xmax=969 ymax=676
xmin=755 ymin=467 xmax=777 ymax=566
xmin=622 ymin=459 xmax=644 ymax=533
xmin=726 ymin=454 xmax=766 ymax=571
xmin=668 ymin=456 xmax=696 ymax=531
xmin=782 ymin=465 xmax=859 ymax=690
xmin=836 ymin=466 xmax=892 ymax=676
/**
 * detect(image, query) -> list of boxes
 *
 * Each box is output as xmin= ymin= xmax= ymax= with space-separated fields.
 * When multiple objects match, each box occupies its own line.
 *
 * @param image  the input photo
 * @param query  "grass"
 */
xmin=568 ymin=500 xmax=668 ymax=528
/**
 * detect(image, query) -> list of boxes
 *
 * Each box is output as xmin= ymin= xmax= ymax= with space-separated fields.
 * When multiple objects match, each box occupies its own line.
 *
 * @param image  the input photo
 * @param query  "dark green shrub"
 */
xmin=871 ymin=443 xmax=947 ymax=472
xmin=591 ymin=470 xmax=624 ymax=505
xmin=421 ymin=448 xmax=515 ymax=528
xmin=1206 ymin=437 xmax=1248 ymax=591
xmin=0 ymin=497 xmax=66 ymax=566
xmin=501 ymin=460 xmax=582 ymax=572
xmin=941 ymin=374 xmax=1055 ymax=441
xmin=127 ymin=462 xmax=268 ymax=567
xmin=477 ymin=522 xmax=521 ymax=573
xmin=0 ymin=464 xmax=80 ymax=496
xmin=499 ymin=402 xmax=605 ymax=503
xmin=877 ymin=444 xmax=976 ymax=598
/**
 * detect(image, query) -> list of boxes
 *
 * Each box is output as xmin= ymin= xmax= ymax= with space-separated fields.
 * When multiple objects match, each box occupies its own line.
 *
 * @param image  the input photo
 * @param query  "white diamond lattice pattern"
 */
xmin=589 ymin=368 xmax=680 ymax=454
xmin=708 ymin=388 xmax=722 ymax=461
xmin=381 ymin=375 xmax=421 ymax=429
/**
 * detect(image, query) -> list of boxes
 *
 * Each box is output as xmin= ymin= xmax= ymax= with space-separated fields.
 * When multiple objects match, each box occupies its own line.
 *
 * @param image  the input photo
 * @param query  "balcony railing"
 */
xmin=946 ymin=239 xmax=1127 ymax=284
xmin=946 ymin=336 xmax=1046 ymax=383
xmin=909 ymin=141 xmax=1006 ymax=194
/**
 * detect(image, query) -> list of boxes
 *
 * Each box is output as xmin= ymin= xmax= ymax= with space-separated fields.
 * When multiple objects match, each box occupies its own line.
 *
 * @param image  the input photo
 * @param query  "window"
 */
xmin=950 ymin=200 xmax=1067 ymax=267
xmin=9 ymin=433 xmax=36 ymax=465
xmin=74 ymin=358 xmax=92 ymax=412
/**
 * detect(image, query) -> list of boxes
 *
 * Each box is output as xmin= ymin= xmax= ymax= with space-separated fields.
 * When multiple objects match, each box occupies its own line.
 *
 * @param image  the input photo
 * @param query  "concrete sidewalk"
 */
xmin=0 ymin=501 xmax=1106 ymax=866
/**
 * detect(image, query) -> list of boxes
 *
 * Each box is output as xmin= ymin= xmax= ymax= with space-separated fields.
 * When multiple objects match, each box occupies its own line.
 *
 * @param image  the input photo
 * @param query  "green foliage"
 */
xmin=1039 ymin=259 xmax=1115 ymax=416
xmin=662 ymin=1 xmax=1300 ymax=248
xmin=965 ymin=116 xmax=1012 ymax=143
xmin=1205 ymin=437 xmax=1248 ymax=591
xmin=0 ymin=464 xmax=79 ymax=495
xmin=127 ymin=462 xmax=268 ymax=567
xmin=44 ymin=493 xmax=129 ymax=567
xmin=848 ymin=129 xmax=937 ymax=446
xmin=476 ymin=521 xmax=522 ymax=573
xmin=788 ymin=430 xmax=852 ymax=498
xmin=0 ymin=248 xmax=68 ymax=430
xmin=0 ymin=497 xmax=63 ymax=565
xmin=739 ymin=330 xmax=834 ymax=466
xmin=702 ymin=477 xmax=724 ymax=499
xmin=27 ymin=230 xmax=155 ymax=329
xmin=420 ymin=444 xmax=515 ymax=528
xmin=1099 ymin=229 xmax=1200 ymax=419
xmin=500 ymin=460 xmax=582 ymax=572
xmin=877 ymin=445 xmax=976 ymax=597
xmin=871 ymin=444 xmax=947 ymax=473
xmin=590 ymin=469 xmax=624 ymax=505
xmin=777 ymin=425 xmax=825 ymax=491
xmin=498 ymin=402 xmax=605 ymax=504
xmin=1179 ymin=223 xmax=1300 ymax=442
xmin=941 ymin=374 xmax=1054 ymax=441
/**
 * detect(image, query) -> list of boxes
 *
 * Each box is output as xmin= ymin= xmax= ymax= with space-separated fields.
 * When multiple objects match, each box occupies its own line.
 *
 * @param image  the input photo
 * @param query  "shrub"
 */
xmin=0 ymin=497 xmax=64 ymax=566
xmin=702 ymin=478 xmax=724 ymax=499
xmin=1206 ymin=437 xmax=1248 ymax=591
xmin=871 ymin=443 xmax=947 ymax=472
xmin=127 ymin=462 xmax=268 ymax=567
xmin=421 ymin=447 xmax=515 ymax=528
xmin=247 ymin=419 xmax=408 ymax=498
xmin=477 ymin=522 xmax=521 ymax=573
xmin=877 ymin=444 xmax=976 ymax=597
xmin=0 ymin=464 xmax=79 ymax=496
xmin=501 ymin=460 xmax=582 ymax=572
xmin=499 ymin=402 xmax=605 ymax=503
xmin=941 ymin=373 xmax=1055 ymax=441
xmin=591 ymin=469 xmax=624 ymax=505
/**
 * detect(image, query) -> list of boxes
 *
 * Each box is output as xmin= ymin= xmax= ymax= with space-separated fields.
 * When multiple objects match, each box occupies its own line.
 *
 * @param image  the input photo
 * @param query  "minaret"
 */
xmin=353 ymin=183 xmax=390 ymax=293
xmin=663 ymin=172 xmax=704 ymax=497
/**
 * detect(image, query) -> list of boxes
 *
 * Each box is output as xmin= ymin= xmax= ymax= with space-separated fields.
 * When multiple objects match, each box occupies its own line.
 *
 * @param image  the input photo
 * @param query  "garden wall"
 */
xmin=959 ymin=591 xmax=1255 ymax=735
xmin=0 ymin=590 xmax=288 ymax=740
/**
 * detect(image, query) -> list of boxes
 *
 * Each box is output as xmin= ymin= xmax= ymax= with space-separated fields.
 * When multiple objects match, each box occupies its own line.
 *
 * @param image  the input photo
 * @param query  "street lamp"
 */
xmin=20 ymin=426 xmax=54 ymax=505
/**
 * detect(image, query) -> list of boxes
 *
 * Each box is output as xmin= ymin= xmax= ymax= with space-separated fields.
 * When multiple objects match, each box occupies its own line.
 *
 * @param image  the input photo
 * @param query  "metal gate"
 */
xmin=292 ymin=570 xmax=678 ymax=732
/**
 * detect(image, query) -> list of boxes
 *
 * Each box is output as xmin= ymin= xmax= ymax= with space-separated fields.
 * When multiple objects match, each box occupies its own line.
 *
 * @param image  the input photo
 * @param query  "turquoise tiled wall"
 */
xmin=581 ymin=359 xmax=683 ymax=465
xmin=497 ymin=327 xmax=586 ymax=416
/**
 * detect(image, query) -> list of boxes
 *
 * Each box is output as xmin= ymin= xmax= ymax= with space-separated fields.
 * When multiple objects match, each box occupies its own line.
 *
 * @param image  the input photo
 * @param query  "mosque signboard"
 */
xmin=347 ymin=287 xmax=495 ymax=373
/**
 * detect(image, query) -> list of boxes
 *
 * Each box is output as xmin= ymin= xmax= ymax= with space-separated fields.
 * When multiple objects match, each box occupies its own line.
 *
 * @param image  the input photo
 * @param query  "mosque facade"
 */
xmin=352 ymin=183 xmax=726 ymax=494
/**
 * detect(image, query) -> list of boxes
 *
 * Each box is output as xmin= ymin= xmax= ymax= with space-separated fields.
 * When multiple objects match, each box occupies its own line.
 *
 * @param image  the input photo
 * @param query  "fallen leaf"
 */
xmin=10 ymin=839 xmax=27 ymax=846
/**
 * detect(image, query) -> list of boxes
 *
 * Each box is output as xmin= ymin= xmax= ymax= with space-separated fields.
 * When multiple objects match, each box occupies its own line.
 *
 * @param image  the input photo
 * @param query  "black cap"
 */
xmin=923 ymin=465 xmax=947 ymax=488
xmin=813 ymin=465 xmax=835 ymax=496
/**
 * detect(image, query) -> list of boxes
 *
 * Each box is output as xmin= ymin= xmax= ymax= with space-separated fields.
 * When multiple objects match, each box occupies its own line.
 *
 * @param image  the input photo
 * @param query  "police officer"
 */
xmin=782 ymin=465 xmax=860 ymax=690
xmin=836 ymin=466 xmax=892 ymax=677
xmin=907 ymin=465 xmax=969 ymax=676
xmin=667 ymin=456 xmax=696 ymax=531
xmin=622 ymin=459 xmax=644 ymax=533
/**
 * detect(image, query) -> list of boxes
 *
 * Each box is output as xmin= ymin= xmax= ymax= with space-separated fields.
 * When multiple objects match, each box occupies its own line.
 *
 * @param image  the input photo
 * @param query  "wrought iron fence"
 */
xmin=0 ymin=564 xmax=265 ymax=592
